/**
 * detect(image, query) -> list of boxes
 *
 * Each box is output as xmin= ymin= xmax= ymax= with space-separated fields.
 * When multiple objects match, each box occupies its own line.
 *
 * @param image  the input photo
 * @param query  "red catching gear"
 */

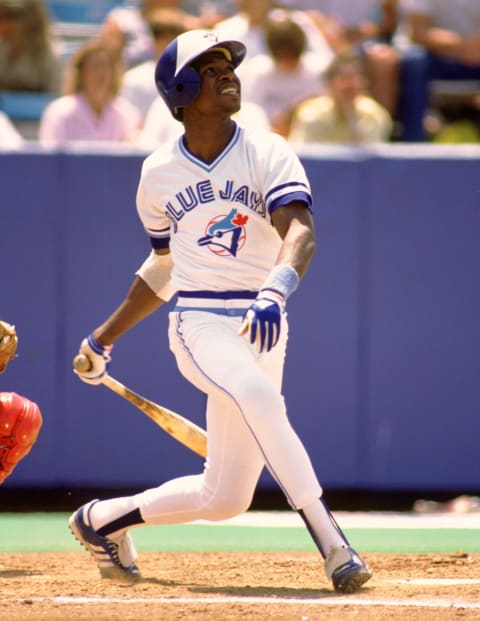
xmin=0 ymin=393 xmax=43 ymax=484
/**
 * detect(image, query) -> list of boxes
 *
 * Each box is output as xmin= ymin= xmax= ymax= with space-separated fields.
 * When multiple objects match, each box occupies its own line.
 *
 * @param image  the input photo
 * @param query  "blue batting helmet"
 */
xmin=155 ymin=30 xmax=246 ymax=121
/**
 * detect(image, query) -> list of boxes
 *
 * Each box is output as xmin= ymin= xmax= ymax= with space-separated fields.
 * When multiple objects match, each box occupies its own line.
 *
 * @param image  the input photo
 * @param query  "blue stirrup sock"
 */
xmin=298 ymin=497 xmax=350 ymax=558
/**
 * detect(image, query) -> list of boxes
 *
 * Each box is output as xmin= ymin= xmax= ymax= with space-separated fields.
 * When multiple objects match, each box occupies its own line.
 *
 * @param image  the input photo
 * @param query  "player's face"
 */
xmin=189 ymin=51 xmax=241 ymax=118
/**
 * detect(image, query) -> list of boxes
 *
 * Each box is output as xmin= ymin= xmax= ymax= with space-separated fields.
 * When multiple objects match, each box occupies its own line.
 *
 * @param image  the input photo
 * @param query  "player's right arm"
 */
xmin=93 ymin=271 xmax=166 ymax=346
xmin=93 ymin=246 xmax=174 ymax=346
xmin=75 ymin=155 xmax=174 ymax=384
xmin=75 ymin=249 xmax=172 ymax=384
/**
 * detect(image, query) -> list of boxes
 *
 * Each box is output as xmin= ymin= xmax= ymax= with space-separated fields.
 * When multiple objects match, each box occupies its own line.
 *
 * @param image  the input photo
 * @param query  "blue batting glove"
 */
xmin=238 ymin=290 xmax=285 ymax=353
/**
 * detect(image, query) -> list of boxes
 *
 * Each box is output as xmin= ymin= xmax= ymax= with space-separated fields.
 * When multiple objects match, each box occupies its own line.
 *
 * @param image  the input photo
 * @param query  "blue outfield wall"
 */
xmin=1 ymin=144 xmax=479 ymax=492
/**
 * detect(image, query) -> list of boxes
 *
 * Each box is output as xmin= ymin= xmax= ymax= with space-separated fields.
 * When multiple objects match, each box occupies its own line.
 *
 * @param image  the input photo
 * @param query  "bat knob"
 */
xmin=73 ymin=354 xmax=92 ymax=372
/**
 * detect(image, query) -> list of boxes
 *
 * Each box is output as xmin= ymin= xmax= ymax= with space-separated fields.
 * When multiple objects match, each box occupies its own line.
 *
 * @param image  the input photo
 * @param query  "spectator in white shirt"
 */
xmin=241 ymin=10 xmax=329 ymax=136
xmin=213 ymin=0 xmax=334 ymax=81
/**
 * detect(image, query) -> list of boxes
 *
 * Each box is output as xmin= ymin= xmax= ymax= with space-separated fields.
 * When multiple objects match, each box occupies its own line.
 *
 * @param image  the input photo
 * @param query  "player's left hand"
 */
xmin=238 ymin=290 xmax=284 ymax=353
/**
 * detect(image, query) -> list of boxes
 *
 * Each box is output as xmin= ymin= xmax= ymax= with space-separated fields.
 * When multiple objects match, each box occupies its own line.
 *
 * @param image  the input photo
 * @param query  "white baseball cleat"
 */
xmin=325 ymin=545 xmax=372 ymax=593
xmin=69 ymin=499 xmax=141 ymax=582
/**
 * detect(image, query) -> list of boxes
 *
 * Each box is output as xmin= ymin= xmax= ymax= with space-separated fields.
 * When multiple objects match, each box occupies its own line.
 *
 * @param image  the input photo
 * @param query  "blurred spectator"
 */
xmin=306 ymin=1 xmax=401 ymax=118
xmin=120 ymin=8 xmax=189 ymax=121
xmin=179 ymin=1 xmax=234 ymax=28
xmin=0 ymin=0 xmax=61 ymax=92
xmin=413 ymin=494 xmax=480 ymax=514
xmin=38 ymin=39 xmax=141 ymax=146
xmin=213 ymin=0 xmax=334 ymax=78
xmin=100 ymin=0 xmax=174 ymax=69
xmin=399 ymin=0 xmax=480 ymax=141
xmin=288 ymin=52 xmax=393 ymax=144
xmin=99 ymin=0 xmax=218 ymax=70
xmin=428 ymin=94 xmax=480 ymax=143
xmin=241 ymin=10 xmax=329 ymax=136
xmin=137 ymin=95 xmax=270 ymax=150
xmin=213 ymin=0 xmax=276 ymax=62
xmin=0 ymin=109 xmax=24 ymax=147
xmin=308 ymin=0 xmax=399 ymax=48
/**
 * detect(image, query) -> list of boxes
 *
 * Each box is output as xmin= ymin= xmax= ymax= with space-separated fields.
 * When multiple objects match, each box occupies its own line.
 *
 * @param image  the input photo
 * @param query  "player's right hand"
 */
xmin=74 ymin=334 xmax=113 ymax=385
xmin=238 ymin=290 xmax=284 ymax=354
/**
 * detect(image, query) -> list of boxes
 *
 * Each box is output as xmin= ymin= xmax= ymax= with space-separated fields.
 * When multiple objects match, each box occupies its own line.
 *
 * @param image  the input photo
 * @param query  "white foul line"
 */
xmin=11 ymin=595 xmax=480 ymax=610
xmin=391 ymin=578 xmax=480 ymax=586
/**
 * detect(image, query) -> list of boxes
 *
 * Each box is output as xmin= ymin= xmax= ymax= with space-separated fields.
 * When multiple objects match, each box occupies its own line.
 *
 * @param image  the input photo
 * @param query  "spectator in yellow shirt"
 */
xmin=288 ymin=52 xmax=392 ymax=144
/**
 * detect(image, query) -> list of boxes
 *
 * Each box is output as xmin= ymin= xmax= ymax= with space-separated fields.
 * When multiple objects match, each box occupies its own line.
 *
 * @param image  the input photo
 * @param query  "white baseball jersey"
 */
xmin=136 ymin=122 xmax=312 ymax=293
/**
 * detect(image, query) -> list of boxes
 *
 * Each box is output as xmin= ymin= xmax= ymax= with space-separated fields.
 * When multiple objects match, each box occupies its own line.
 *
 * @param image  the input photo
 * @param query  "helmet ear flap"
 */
xmin=155 ymin=50 xmax=201 ymax=120
xmin=160 ymin=65 xmax=201 ymax=120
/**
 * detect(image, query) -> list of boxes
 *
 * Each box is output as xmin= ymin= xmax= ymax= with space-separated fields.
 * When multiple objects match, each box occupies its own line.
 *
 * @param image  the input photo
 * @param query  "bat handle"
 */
xmin=73 ymin=353 xmax=92 ymax=372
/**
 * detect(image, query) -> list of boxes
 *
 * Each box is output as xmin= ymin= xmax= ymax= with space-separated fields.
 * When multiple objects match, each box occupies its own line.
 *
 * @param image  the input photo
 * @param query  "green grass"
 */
xmin=1 ymin=513 xmax=479 ymax=554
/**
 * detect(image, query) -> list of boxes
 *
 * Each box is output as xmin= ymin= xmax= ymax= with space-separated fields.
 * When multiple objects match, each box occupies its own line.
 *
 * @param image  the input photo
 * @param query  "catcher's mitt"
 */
xmin=0 ymin=321 xmax=18 ymax=374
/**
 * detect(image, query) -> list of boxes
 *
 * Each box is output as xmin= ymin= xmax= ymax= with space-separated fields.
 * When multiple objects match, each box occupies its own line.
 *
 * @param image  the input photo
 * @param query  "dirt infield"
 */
xmin=0 ymin=551 xmax=479 ymax=620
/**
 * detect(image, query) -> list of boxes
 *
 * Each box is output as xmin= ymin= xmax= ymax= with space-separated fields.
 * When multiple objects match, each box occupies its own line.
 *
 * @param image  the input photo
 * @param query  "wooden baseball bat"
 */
xmin=73 ymin=354 xmax=207 ymax=458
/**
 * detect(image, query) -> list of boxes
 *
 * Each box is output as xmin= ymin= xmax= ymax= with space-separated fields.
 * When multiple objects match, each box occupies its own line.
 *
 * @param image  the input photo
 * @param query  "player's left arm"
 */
xmin=270 ymin=201 xmax=316 ymax=278
xmin=239 ymin=201 xmax=315 ymax=353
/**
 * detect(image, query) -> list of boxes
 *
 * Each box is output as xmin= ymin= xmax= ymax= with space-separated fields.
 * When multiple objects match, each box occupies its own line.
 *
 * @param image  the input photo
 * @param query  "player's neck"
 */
xmin=183 ymin=118 xmax=236 ymax=164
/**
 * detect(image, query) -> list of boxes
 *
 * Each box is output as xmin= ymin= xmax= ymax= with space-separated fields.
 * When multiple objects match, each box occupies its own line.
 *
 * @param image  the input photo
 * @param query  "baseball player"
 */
xmin=0 ymin=320 xmax=43 ymax=484
xmin=69 ymin=29 xmax=372 ymax=593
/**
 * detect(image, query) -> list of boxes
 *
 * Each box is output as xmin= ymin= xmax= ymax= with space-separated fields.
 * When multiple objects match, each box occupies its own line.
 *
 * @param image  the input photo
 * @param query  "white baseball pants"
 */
xmin=134 ymin=300 xmax=322 ymax=525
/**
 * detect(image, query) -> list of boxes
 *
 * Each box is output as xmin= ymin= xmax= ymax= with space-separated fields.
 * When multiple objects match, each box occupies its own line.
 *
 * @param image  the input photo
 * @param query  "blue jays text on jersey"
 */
xmin=166 ymin=179 xmax=265 ymax=222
